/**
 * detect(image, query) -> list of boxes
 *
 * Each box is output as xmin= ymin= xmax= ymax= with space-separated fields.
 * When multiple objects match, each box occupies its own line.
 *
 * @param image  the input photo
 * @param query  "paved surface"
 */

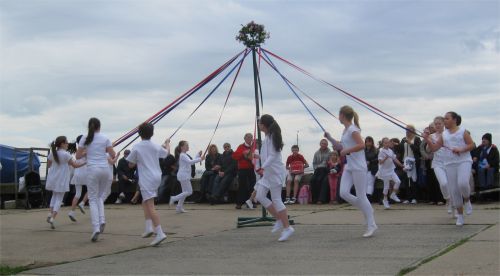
xmin=0 ymin=202 xmax=498 ymax=275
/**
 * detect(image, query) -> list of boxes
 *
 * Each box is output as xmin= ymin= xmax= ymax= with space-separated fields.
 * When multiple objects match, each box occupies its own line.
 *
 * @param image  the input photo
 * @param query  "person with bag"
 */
xmin=398 ymin=124 xmax=422 ymax=204
xmin=284 ymin=145 xmax=309 ymax=204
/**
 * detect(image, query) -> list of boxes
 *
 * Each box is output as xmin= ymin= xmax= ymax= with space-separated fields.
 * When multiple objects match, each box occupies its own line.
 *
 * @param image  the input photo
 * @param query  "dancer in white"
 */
xmin=169 ymin=141 xmax=204 ymax=213
xmin=325 ymin=105 xmax=377 ymax=237
xmin=253 ymin=114 xmax=294 ymax=242
xmin=68 ymin=135 xmax=88 ymax=222
xmin=76 ymin=118 xmax=116 ymax=241
xmin=424 ymin=112 xmax=474 ymax=226
xmin=46 ymin=136 xmax=85 ymax=229
xmin=127 ymin=122 xmax=170 ymax=246
xmin=376 ymin=137 xmax=404 ymax=209
xmin=427 ymin=116 xmax=452 ymax=214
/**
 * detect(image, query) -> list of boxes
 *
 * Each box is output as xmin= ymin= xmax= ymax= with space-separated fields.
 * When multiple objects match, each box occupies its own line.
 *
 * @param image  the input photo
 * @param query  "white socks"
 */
xmin=145 ymin=219 xmax=153 ymax=233
xmin=155 ymin=225 xmax=164 ymax=236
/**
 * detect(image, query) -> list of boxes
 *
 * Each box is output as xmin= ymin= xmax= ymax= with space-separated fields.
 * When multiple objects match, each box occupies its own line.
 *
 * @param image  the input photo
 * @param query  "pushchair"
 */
xmin=24 ymin=171 xmax=46 ymax=209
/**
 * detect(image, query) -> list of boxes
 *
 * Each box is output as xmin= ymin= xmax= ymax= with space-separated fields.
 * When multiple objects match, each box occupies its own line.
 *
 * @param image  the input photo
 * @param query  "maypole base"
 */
xmin=237 ymin=215 xmax=294 ymax=228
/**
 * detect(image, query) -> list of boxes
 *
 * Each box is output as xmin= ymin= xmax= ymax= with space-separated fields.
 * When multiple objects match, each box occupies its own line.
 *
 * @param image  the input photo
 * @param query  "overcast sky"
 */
xmin=1 ymin=0 xmax=499 ymax=163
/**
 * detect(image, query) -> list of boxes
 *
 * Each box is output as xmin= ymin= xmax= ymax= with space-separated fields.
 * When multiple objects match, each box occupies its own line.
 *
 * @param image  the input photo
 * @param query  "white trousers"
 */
xmin=49 ymin=192 xmax=65 ymax=213
xmin=172 ymin=179 xmax=193 ymax=209
xmin=366 ymin=172 xmax=375 ymax=195
xmin=433 ymin=166 xmax=449 ymax=200
xmin=255 ymin=184 xmax=286 ymax=212
xmin=340 ymin=170 xmax=375 ymax=227
xmin=445 ymin=162 xmax=471 ymax=208
xmin=379 ymin=172 xmax=401 ymax=195
xmin=87 ymin=167 xmax=109 ymax=232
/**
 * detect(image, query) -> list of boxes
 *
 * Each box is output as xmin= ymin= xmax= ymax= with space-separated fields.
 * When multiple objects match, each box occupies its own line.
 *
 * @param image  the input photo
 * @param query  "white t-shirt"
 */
xmin=177 ymin=152 xmax=201 ymax=181
xmin=78 ymin=132 xmax=112 ymax=168
xmin=257 ymin=134 xmax=286 ymax=188
xmin=46 ymin=150 xmax=72 ymax=192
xmin=377 ymin=148 xmax=397 ymax=177
xmin=341 ymin=124 xmax=367 ymax=172
xmin=442 ymin=127 xmax=472 ymax=165
xmin=70 ymin=157 xmax=88 ymax=185
xmin=431 ymin=133 xmax=447 ymax=169
xmin=127 ymin=140 xmax=168 ymax=191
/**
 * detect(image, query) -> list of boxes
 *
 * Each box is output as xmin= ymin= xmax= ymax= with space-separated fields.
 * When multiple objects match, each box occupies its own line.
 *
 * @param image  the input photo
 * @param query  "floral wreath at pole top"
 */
xmin=236 ymin=21 xmax=270 ymax=48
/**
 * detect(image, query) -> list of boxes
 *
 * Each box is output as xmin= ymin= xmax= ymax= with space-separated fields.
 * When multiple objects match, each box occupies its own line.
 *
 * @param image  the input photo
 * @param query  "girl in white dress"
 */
xmin=424 ymin=112 xmax=474 ymax=226
xmin=46 ymin=136 xmax=85 ymax=229
xmin=254 ymin=114 xmax=294 ymax=242
xmin=169 ymin=141 xmax=204 ymax=213
xmin=76 ymin=118 xmax=116 ymax=242
xmin=325 ymin=105 xmax=377 ymax=237
xmin=127 ymin=122 xmax=170 ymax=246
xmin=376 ymin=137 xmax=404 ymax=209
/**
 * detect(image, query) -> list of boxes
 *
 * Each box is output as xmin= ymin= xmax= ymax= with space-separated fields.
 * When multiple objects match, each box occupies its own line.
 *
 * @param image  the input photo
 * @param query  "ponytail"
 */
xmin=51 ymin=136 xmax=67 ymax=164
xmin=353 ymin=111 xmax=360 ymax=129
xmin=84 ymin=117 xmax=101 ymax=146
xmin=259 ymin=114 xmax=284 ymax=152
xmin=175 ymin=140 xmax=187 ymax=161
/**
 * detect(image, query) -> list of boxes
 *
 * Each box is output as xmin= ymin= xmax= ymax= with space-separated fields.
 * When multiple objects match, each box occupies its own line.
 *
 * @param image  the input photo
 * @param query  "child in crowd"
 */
xmin=46 ymin=136 xmax=85 ymax=229
xmin=327 ymin=150 xmax=342 ymax=204
xmin=285 ymin=145 xmax=309 ymax=204
xmin=68 ymin=135 xmax=88 ymax=222
xmin=376 ymin=137 xmax=404 ymax=209
xmin=170 ymin=140 xmax=204 ymax=213
xmin=126 ymin=122 xmax=170 ymax=246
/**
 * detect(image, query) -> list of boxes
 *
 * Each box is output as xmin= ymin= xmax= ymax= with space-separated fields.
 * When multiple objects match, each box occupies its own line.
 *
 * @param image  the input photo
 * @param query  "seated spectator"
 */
xmin=310 ymin=139 xmax=331 ymax=204
xmin=115 ymin=149 xmax=136 ymax=204
xmin=198 ymin=144 xmax=221 ymax=202
xmin=210 ymin=143 xmax=237 ymax=204
xmin=473 ymin=133 xmax=499 ymax=190
xmin=157 ymin=153 xmax=178 ymax=203
xmin=284 ymin=145 xmax=309 ymax=204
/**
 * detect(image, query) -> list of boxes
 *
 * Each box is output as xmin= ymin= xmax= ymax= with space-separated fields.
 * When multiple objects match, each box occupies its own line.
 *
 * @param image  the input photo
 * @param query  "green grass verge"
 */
xmin=0 ymin=265 xmax=26 ymax=275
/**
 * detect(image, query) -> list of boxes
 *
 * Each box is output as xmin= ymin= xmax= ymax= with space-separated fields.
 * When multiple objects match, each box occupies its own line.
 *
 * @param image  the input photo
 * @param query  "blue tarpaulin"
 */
xmin=0 ymin=144 xmax=41 ymax=183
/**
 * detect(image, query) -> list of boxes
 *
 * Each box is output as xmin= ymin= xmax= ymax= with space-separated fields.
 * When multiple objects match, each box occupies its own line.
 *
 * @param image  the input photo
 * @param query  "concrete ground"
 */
xmin=0 ymin=201 xmax=498 ymax=275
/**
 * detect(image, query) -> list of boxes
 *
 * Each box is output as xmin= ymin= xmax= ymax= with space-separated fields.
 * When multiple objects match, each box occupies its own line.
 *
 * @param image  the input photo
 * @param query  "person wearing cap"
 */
xmin=473 ymin=133 xmax=499 ymax=189
xmin=115 ymin=149 xmax=136 ymax=204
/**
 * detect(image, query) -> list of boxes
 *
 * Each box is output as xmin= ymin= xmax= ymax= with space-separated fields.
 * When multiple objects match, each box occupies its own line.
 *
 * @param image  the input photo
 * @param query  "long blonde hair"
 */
xmin=340 ymin=105 xmax=360 ymax=129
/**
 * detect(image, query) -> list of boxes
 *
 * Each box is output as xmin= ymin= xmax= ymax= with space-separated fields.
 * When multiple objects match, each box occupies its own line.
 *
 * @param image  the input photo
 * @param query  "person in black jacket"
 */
xmin=473 ymin=133 xmax=499 ymax=190
xmin=397 ymin=125 xmax=422 ymax=204
xmin=198 ymin=144 xmax=221 ymax=202
xmin=157 ymin=153 xmax=178 ymax=203
xmin=115 ymin=150 xmax=136 ymax=204
xmin=364 ymin=136 xmax=378 ymax=200
xmin=210 ymin=143 xmax=237 ymax=204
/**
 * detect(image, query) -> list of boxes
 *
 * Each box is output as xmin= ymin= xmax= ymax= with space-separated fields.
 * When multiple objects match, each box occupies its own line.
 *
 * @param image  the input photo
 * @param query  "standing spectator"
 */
xmin=398 ymin=124 xmax=422 ymax=204
xmin=284 ymin=145 xmax=309 ymax=204
xmin=310 ymin=139 xmax=331 ymax=204
xmin=232 ymin=133 xmax=257 ymax=209
xmin=327 ymin=150 xmax=342 ymax=204
xmin=211 ymin=143 xmax=237 ymax=204
xmin=473 ymin=133 xmax=499 ymax=190
xmin=364 ymin=136 xmax=378 ymax=198
xmin=199 ymin=144 xmax=221 ymax=202
xmin=115 ymin=149 xmax=136 ymax=204
xmin=325 ymin=105 xmax=377 ymax=237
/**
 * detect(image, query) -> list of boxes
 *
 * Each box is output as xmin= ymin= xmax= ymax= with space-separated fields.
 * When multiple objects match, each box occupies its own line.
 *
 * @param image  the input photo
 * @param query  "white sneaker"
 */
xmin=114 ymin=198 xmax=122 ymax=204
xmin=389 ymin=193 xmax=401 ymax=203
xmin=271 ymin=220 xmax=283 ymax=234
xmin=278 ymin=226 xmax=295 ymax=242
xmin=78 ymin=203 xmax=85 ymax=214
xmin=245 ymin=199 xmax=255 ymax=209
xmin=290 ymin=198 xmax=296 ymax=204
xmin=100 ymin=223 xmax=106 ymax=233
xmin=363 ymin=224 xmax=378 ymax=238
xmin=402 ymin=200 xmax=410 ymax=204
xmin=284 ymin=198 xmax=291 ymax=205
xmin=141 ymin=231 xmax=154 ymax=238
xmin=150 ymin=232 xmax=167 ymax=246
xmin=48 ymin=217 xmax=55 ymax=229
xmin=169 ymin=197 xmax=176 ymax=207
xmin=176 ymin=208 xmax=187 ymax=214
xmin=119 ymin=192 xmax=126 ymax=199
xmin=465 ymin=201 xmax=472 ymax=215
xmin=411 ymin=199 xmax=417 ymax=204
xmin=68 ymin=211 xmax=77 ymax=222
xmin=456 ymin=214 xmax=464 ymax=226
xmin=91 ymin=231 xmax=100 ymax=242
xmin=382 ymin=199 xmax=390 ymax=209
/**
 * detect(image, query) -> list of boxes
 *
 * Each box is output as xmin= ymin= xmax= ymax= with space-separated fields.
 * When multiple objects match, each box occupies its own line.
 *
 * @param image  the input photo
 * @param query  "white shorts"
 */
xmin=141 ymin=189 xmax=157 ymax=201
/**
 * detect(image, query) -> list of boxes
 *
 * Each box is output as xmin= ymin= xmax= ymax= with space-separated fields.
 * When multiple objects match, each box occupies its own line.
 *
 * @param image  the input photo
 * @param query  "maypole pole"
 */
xmin=235 ymin=21 xmax=293 ymax=228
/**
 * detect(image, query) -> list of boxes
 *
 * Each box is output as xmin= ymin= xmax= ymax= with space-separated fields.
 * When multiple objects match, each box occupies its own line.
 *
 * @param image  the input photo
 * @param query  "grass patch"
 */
xmin=0 ymin=265 xmax=26 ymax=275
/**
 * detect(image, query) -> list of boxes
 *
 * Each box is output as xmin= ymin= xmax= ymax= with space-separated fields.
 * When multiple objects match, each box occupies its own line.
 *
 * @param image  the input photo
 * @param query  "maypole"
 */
xmin=235 ymin=21 xmax=293 ymax=228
